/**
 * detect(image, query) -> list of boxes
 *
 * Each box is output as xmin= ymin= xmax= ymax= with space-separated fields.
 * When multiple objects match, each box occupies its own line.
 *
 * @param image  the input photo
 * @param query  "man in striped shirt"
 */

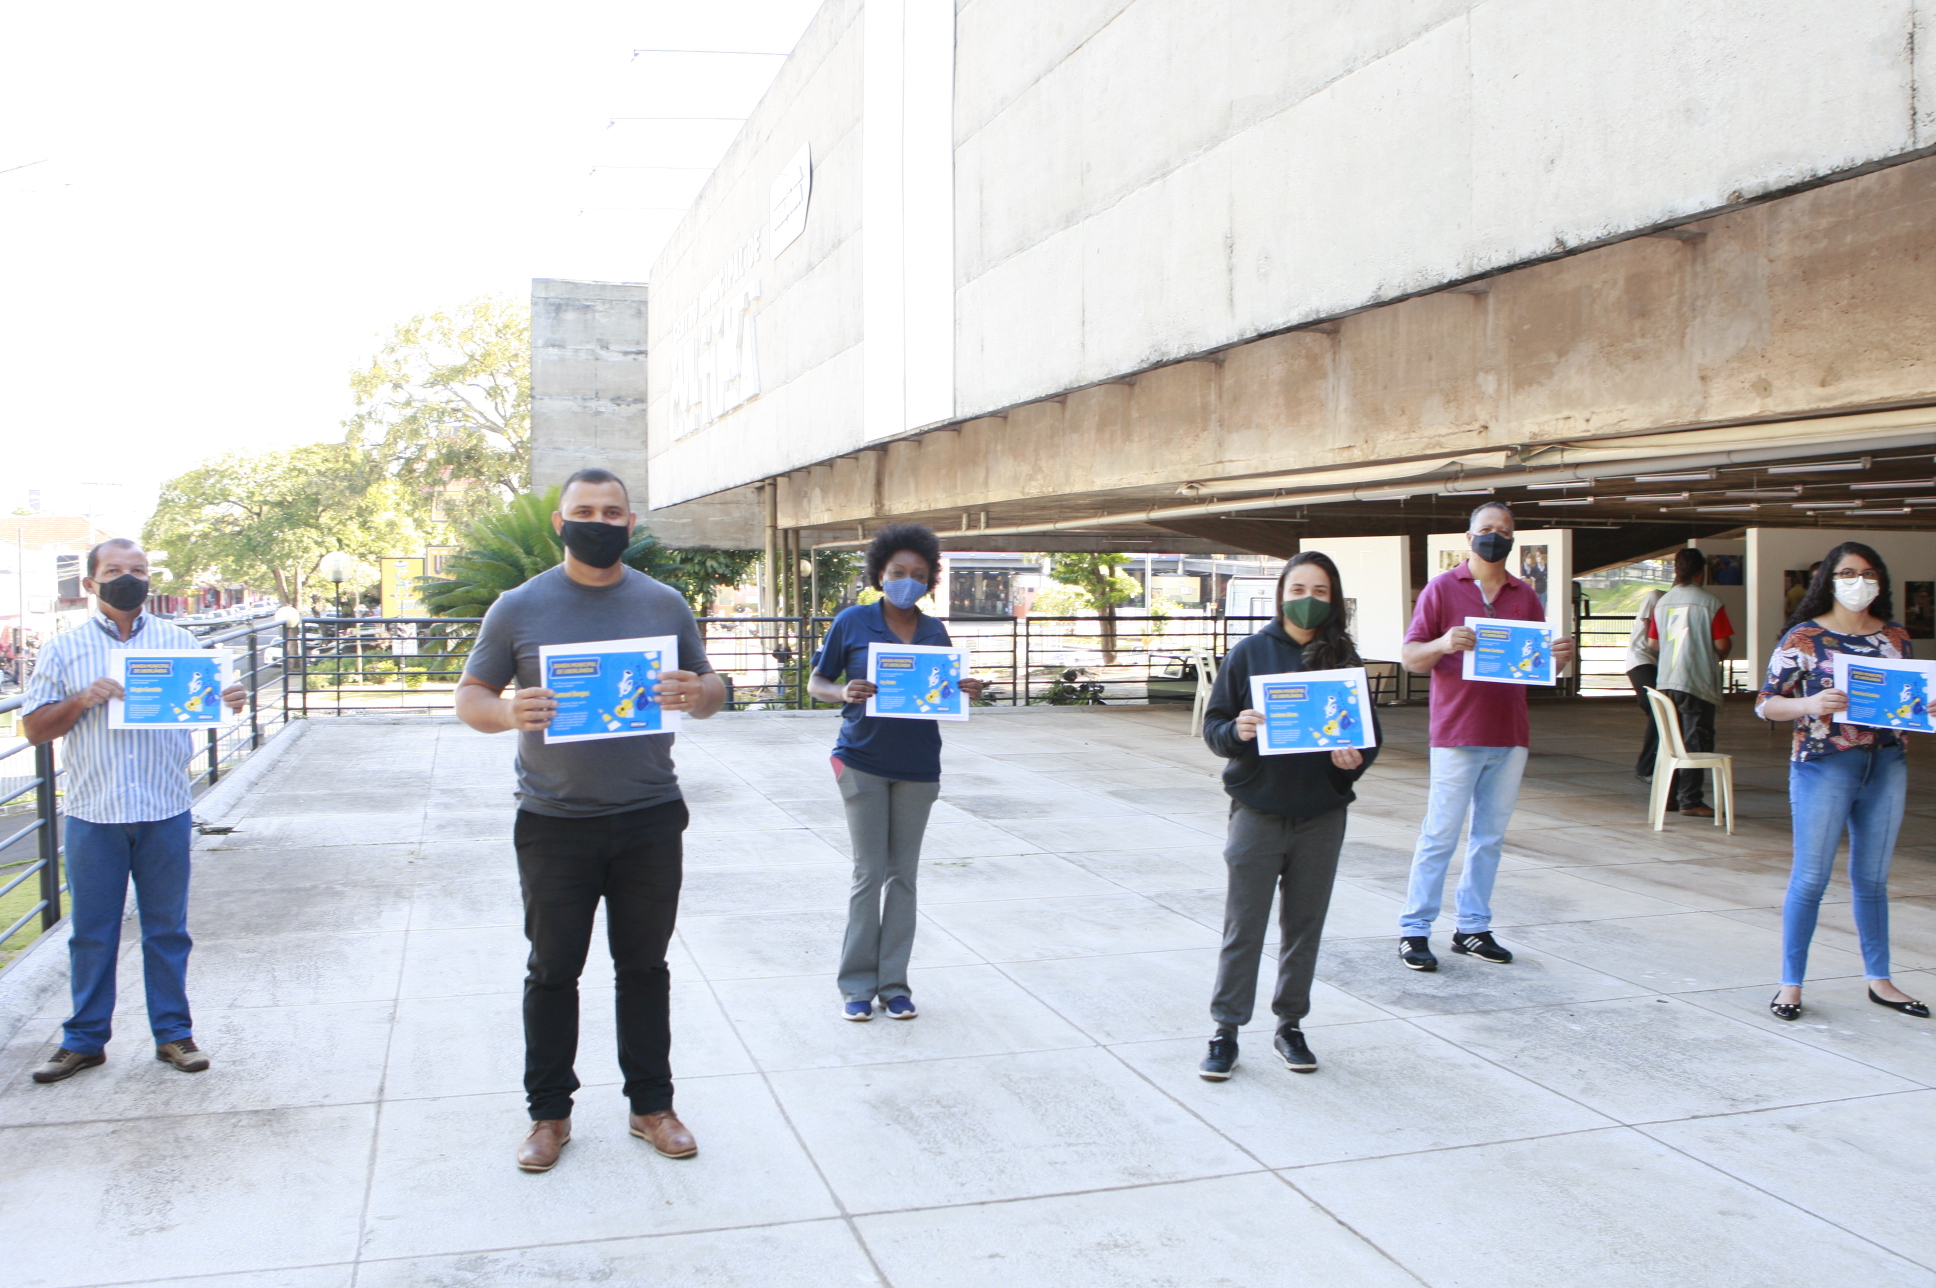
xmin=21 ymin=539 xmax=245 ymax=1084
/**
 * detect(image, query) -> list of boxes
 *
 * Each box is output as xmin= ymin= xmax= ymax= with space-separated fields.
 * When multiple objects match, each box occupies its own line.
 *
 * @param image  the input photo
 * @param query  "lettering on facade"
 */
xmin=770 ymin=143 xmax=812 ymax=252
xmin=668 ymin=231 xmax=764 ymax=440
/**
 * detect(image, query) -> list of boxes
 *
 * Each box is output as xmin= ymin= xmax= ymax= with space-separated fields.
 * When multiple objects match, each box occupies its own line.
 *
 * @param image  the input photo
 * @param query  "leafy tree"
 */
xmin=145 ymin=444 xmax=421 ymax=606
xmin=1048 ymin=552 xmax=1140 ymax=662
xmin=345 ymin=297 xmax=530 ymax=521
xmin=813 ymin=550 xmax=862 ymax=616
xmin=420 ymin=486 xmax=758 ymax=617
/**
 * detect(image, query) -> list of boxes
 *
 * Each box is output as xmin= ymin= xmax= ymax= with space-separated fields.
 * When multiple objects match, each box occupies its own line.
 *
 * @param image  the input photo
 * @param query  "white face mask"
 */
xmin=1832 ymin=577 xmax=1880 ymax=612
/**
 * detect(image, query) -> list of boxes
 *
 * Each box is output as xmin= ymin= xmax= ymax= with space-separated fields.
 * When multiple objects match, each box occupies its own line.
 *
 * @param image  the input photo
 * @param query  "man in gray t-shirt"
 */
xmin=456 ymin=468 xmax=725 ymax=1173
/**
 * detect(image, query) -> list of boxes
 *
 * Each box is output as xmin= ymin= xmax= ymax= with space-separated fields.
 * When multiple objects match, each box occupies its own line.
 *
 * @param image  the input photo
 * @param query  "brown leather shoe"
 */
xmin=517 ymin=1118 xmax=571 ymax=1172
xmin=155 ymin=1038 xmax=210 ymax=1072
xmin=1682 ymin=804 xmax=1715 ymax=818
xmin=30 ymin=1048 xmax=105 ymax=1084
xmin=628 ymin=1109 xmax=697 ymax=1158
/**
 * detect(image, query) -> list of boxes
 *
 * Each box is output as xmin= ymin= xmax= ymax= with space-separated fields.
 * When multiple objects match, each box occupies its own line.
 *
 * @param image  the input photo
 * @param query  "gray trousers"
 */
xmin=1211 ymin=803 xmax=1348 ymax=1030
xmin=835 ymin=764 xmax=940 ymax=1002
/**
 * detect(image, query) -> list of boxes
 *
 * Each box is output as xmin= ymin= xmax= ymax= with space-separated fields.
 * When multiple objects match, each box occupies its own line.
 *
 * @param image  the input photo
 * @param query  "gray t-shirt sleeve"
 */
xmin=463 ymin=597 xmax=520 ymax=689
xmin=668 ymin=594 xmax=713 ymax=675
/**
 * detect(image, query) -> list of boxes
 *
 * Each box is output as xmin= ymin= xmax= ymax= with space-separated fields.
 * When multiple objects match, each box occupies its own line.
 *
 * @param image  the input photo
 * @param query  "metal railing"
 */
xmin=0 ymin=613 xmax=294 ymax=962
xmin=267 ymin=612 xmax=1431 ymax=714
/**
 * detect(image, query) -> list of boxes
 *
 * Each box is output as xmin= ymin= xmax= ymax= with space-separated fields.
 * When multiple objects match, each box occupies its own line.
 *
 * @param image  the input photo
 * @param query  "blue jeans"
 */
xmin=1400 ymin=746 xmax=1528 ymax=937
xmin=62 ymin=812 xmax=195 ymax=1054
xmin=1782 ymin=744 xmax=1906 ymax=986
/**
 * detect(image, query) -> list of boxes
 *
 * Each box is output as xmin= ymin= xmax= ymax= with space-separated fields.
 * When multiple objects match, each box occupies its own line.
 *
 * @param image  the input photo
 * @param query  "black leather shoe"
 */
xmin=1451 ymin=931 xmax=1513 ymax=964
xmin=1274 ymin=1027 xmax=1317 ymax=1072
xmin=1199 ymin=1030 xmax=1238 ymax=1081
xmin=1399 ymin=937 xmax=1437 ymax=971
xmin=1770 ymin=992 xmax=1801 ymax=1021
xmin=1869 ymin=988 xmax=1931 ymax=1018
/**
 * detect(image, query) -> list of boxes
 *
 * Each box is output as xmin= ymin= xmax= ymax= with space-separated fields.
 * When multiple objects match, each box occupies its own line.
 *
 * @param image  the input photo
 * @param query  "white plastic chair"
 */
xmin=1188 ymin=646 xmax=1221 ymax=740
xmin=1644 ymin=687 xmax=1735 ymax=834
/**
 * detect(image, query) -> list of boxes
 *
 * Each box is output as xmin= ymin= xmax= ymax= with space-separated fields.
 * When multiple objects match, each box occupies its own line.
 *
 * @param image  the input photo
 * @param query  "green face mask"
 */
xmin=1282 ymin=596 xmax=1331 ymax=629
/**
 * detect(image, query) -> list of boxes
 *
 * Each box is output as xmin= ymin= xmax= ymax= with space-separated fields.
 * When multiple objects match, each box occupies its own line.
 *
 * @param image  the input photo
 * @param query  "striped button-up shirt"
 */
xmin=22 ymin=613 xmax=211 ymax=825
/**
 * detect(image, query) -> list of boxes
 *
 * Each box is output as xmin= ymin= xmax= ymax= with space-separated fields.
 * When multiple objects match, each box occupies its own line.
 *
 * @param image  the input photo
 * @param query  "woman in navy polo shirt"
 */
xmin=808 ymin=524 xmax=983 ymax=1021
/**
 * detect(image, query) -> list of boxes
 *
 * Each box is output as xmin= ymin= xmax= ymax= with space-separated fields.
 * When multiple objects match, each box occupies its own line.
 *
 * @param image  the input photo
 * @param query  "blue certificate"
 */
xmin=539 ymin=635 xmax=680 ymax=743
xmin=1461 ymin=616 xmax=1555 ymax=686
xmin=1248 ymin=667 xmax=1377 ymax=756
xmin=1833 ymin=653 xmax=1935 ymax=735
xmin=109 ymin=650 xmax=233 ymax=729
xmin=865 ymin=642 xmax=969 ymax=721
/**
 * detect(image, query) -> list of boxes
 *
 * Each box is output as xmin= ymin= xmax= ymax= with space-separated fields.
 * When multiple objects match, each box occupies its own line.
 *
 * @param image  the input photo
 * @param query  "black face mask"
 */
xmin=96 ymin=573 xmax=150 ymax=612
xmin=1471 ymin=532 xmax=1514 ymax=564
xmin=559 ymin=519 xmax=632 ymax=569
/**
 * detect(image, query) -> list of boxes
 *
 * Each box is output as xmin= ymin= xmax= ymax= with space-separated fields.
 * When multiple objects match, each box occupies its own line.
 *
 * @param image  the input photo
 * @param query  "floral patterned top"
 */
xmin=1757 ymin=622 xmax=1914 ymax=761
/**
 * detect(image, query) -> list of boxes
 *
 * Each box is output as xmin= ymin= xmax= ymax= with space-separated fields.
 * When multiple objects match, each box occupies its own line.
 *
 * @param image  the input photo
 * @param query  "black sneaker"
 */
xmin=1199 ymin=1030 xmax=1238 ymax=1081
xmin=1274 ymin=1027 xmax=1317 ymax=1073
xmin=1399 ymin=936 xmax=1437 ymax=971
xmin=1451 ymin=931 xmax=1513 ymax=964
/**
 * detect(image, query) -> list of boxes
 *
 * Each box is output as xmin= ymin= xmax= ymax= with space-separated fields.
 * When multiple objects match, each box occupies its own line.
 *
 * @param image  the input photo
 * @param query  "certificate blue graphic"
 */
xmin=866 ymin=643 xmax=968 ymax=721
xmin=110 ymin=651 xmax=231 ymax=729
xmin=1249 ymin=667 xmax=1377 ymax=756
xmin=1835 ymin=655 xmax=1935 ymax=734
xmin=540 ymin=635 xmax=678 ymax=742
xmin=1463 ymin=617 xmax=1555 ymax=686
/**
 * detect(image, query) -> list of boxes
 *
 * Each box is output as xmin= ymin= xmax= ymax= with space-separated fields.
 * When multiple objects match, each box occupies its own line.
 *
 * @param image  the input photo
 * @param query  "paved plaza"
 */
xmin=1 ymin=698 xmax=1933 ymax=1287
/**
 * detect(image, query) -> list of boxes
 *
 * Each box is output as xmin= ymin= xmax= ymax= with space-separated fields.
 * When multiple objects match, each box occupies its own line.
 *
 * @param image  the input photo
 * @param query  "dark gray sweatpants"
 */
xmin=1211 ymin=802 xmax=1348 ymax=1030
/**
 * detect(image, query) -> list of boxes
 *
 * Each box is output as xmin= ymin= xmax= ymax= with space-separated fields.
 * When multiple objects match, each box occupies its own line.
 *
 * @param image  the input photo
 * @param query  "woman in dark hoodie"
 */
xmin=1197 ymin=550 xmax=1379 ymax=1080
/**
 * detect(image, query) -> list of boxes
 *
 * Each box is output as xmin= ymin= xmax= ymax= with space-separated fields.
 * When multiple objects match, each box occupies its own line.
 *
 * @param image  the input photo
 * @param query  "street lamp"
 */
xmin=319 ymin=551 xmax=354 ymax=618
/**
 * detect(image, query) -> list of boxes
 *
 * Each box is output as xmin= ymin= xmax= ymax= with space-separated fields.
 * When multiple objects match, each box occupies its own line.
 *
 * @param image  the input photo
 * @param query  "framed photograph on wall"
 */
xmin=1707 ymin=554 xmax=1743 ymax=586
xmin=1906 ymin=581 xmax=1935 ymax=639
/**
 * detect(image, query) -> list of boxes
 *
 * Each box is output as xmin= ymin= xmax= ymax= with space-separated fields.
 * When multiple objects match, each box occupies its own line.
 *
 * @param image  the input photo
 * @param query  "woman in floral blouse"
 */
xmin=1757 ymin=541 xmax=1925 ymax=1022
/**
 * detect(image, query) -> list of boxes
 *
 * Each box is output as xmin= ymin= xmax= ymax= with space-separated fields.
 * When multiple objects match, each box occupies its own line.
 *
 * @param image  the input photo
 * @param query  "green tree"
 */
xmin=145 ymin=444 xmax=421 ymax=606
xmin=812 ymin=550 xmax=862 ymax=616
xmin=345 ymin=297 xmax=530 ymax=521
xmin=420 ymin=487 xmax=758 ymax=617
xmin=1048 ymin=552 xmax=1140 ymax=662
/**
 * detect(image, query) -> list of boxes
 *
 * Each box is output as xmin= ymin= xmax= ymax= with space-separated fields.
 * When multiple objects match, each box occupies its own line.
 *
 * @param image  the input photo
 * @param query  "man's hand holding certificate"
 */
xmin=1461 ymin=617 xmax=1556 ymax=686
xmin=108 ymin=650 xmax=237 ymax=729
xmin=1832 ymin=653 xmax=1935 ymax=734
xmin=538 ymin=636 xmax=681 ymax=743
xmin=865 ymin=642 xmax=970 ymax=721
xmin=1247 ymin=667 xmax=1377 ymax=756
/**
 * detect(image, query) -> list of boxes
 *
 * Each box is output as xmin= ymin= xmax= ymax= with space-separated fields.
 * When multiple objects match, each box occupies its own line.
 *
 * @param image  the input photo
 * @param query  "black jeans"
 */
xmin=1661 ymin=689 xmax=1716 ymax=808
xmin=1627 ymin=664 xmax=1659 ymax=777
xmin=513 ymin=799 xmax=688 ymax=1121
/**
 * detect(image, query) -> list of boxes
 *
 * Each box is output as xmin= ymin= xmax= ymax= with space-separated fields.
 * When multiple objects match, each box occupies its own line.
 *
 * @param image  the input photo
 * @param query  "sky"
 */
xmin=0 ymin=0 xmax=822 ymax=533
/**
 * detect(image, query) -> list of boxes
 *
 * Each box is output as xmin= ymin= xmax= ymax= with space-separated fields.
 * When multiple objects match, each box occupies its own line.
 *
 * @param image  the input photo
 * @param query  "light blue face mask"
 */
xmin=881 ymin=576 xmax=927 ymax=609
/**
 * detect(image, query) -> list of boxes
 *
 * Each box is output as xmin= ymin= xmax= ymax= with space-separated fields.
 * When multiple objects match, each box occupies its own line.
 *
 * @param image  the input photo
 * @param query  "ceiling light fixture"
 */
xmin=1765 ymin=457 xmax=1871 ymax=474
xmin=1537 ymin=498 xmax=1595 ymax=506
xmin=1850 ymin=478 xmax=1935 ymax=491
xmin=1723 ymin=488 xmax=1802 ymax=498
xmin=1793 ymin=500 xmax=1860 ymax=508
xmin=1690 ymin=504 xmax=1761 ymax=513
xmin=1846 ymin=507 xmax=1911 ymax=515
xmin=1623 ymin=493 xmax=1689 ymax=502
xmin=1633 ymin=469 xmax=1718 ymax=483
xmin=1525 ymin=481 xmax=1594 ymax=491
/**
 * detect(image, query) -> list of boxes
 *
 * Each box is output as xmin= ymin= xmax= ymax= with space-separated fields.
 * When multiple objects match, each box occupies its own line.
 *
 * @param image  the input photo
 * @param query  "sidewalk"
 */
xmin=0 ymin=701 xmax=1931 ymax=1287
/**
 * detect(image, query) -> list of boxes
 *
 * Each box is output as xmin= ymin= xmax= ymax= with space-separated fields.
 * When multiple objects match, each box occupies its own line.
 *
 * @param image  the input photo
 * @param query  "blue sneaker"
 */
xmin=883 ymin=995 xmax=918 ymax=1020
xmin=843 ymin=1000 xmax=873 ymax=1022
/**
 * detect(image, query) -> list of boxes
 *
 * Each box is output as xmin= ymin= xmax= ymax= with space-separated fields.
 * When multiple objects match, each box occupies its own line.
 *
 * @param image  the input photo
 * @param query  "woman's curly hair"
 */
xmin=864 ymin=522 xmax=943 ymax=589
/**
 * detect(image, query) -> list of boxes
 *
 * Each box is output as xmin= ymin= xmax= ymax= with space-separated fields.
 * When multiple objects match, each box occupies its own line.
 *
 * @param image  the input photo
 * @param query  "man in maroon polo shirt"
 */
xmin=1395 ymin=502 xmax=1576 ymax=971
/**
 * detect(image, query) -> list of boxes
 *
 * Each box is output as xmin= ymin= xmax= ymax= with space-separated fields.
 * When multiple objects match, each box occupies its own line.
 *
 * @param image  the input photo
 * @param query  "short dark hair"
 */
xmin=1468 ymin=500 xmax=1513 ymax=529
xmin=559 ymin=468 xmax=630 ymax=506
xmin=87 ymin=538 xmax=142 ymax=578
xmin=864 ymin=523 xmax=943 ymax=589
xmin=1674 ymin=547 xmax=1706 ymax=585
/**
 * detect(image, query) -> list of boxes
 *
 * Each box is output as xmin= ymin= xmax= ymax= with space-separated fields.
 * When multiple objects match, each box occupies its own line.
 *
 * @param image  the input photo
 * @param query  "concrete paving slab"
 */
xmin=994 ymin=815 xmax=1215 ymax=852
xmin=358 ymin=1078 xmax=840 ymax=1260
xmin=1566 ymin=856 xmax=1840 ymax=911
xmin=1056 ymin=844 xmax=1228 ymax=893
xmin=769 ymin=1046 xmax=1255 ymax=1211
xmin=1510 ymin=909 xmax=1869 ymax=991
xmin=711 ymin=963 xmax=1092 ymax=1070
xmin=1113 ymin=1020 xmax=1613 ymax=1167
xmin=204 ymin=812 xmax=427 ymax=850
xmin=1680 ymin=970 xmax=1936 ymax=1081
xmin=914 ymin=853 xmax=1123 ymax=904
xmin=355 ymin=1220 xmax=882 ymax=1288
xmin=684 ymin=826 xmax=847 ymax=868
xmin=1291 ymin=1127 xmax=1932 ymax=1288
xmin=1354 ymin=865 xmax=1695 ymax=928
xmin=678 ymin=909 xmax=983 ymax=981
xmin=856 ymin=1172 xmax=1415 ymax=1288
xmin=812 ymin=820 xmax=1047 ymax=860
xmin=188 ymin=876 xmax=416 ymax=940
xmin=680 ymin=862 xmax=852 ymax=917
xmin=1643 ymin=1090 xmax=1936 ymax=1270
xmin=923 ymin=893 xmax=1219 ymax=962
xmin=0 ymin=1104 xmax=375 ymax=1287
xmin=184 ymin=928 xmax=409 ymax=1010
xmin=1314 ymin=935 xmax=1649 ymax=1017
xmin=406 ymin=872 xmax=522 ymax=931
xmin=1717 ymin=897 xmax=1936 ymax=971
xmin=127 ymin=1268 xmax=355 ymax=1288
xmin=1414 ymin=995 xmax=1917 ymax=1123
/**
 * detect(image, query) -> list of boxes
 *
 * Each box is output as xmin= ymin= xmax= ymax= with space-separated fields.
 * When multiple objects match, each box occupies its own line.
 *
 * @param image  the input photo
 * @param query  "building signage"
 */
xmin=668 ymin=231 xmax=763 ymax=439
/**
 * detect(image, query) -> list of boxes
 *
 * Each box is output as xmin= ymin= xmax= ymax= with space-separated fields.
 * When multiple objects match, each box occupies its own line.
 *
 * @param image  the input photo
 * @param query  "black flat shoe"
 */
xmin=1769 ymin=993 xmax=1801 ymax=1021
xmin=1869 ymin=988 xmax=1931 ymax=1018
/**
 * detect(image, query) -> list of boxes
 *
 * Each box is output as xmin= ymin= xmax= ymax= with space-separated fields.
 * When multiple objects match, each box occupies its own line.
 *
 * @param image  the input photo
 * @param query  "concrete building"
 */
xmin=636 ymin=0 xmax=1936 ymax=621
